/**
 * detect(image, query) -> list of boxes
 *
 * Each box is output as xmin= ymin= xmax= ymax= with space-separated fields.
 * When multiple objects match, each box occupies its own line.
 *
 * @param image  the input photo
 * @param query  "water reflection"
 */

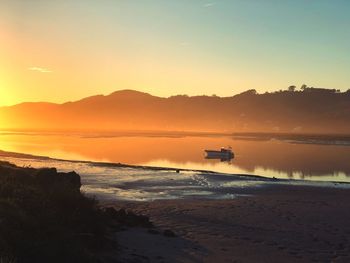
xmin=0 ymin=132 xmax=350 ymax=182
xmin=204 ymin=146 xmax=234 ymax=162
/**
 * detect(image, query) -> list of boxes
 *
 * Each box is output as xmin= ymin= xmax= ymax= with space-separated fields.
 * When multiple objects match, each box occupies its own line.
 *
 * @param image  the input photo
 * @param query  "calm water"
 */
xmin=1 ymin=131 xmax=350 ymax=182
xmin=1 ymin=131 xmax=349 ymax=201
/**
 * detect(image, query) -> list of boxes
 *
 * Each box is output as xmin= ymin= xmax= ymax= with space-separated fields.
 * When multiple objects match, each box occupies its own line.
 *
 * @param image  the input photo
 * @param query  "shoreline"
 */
xmin=1 ymin=149 xmax=350 ymax=189
xmin=1 ymin=156 xmax=350 ymax=262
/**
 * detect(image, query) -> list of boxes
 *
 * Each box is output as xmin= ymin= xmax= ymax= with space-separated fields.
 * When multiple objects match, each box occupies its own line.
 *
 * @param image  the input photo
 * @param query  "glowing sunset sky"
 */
xmin=1 ymin=0 xmax=350 ymax=106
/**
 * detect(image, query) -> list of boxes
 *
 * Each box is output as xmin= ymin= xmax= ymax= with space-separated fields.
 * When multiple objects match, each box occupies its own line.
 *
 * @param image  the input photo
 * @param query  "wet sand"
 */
xmin=107 ymin=185 xmax=350 ymax=262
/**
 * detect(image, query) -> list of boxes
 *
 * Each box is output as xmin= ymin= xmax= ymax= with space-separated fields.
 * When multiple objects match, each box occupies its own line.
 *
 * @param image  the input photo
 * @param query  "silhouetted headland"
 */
xmin=1 ymin=86 xmax=349 ymax=134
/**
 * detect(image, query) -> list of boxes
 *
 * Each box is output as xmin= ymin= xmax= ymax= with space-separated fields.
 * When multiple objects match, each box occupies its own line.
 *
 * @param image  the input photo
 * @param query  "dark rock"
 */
xmin=34 ymin=168 xmax=58 ymax=183
xmin=103 ymin=207 xmax=153 ymax=228
xmin=148 ymin=229 xmax=160 ymax=235
xmin=118 ymin=208 xmax=127 ymax=218
xmin=125 ymin=211 xmax=153 ymax=228
xmin=163 ymin=229 xmax=176 ymax=237
xmin=32 ymin=168 xmax=81 ymax=191
xmin=60 ymin=171 xmax=81 ymax=189
xmin=0 ymin=161 xmax=110 ymax=262
xmin=104 ymin=207 xmax=118 ymax=217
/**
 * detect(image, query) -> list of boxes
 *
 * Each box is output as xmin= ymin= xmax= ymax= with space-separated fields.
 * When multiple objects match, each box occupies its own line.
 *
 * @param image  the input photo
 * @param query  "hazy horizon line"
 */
xmin=1 ymin=85 xmax=348 ymax=107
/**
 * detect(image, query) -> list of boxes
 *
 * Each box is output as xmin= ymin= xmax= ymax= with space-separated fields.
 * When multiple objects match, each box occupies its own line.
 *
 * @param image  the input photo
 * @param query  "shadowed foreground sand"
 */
xmin=107 ymin=185 xmax=350 ymax=262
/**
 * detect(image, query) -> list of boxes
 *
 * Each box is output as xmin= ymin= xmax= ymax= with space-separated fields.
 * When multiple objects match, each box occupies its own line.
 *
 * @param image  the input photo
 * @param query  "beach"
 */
xmin=107 ymin=184 xmax=350 ymax=262
xmin=1 ymin=150 xmax=350 ymax=262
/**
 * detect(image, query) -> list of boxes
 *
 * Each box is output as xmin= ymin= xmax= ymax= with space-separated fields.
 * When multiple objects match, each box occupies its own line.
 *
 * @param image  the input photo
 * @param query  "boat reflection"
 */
xmin=204 ymin=147 xmax=234 ymax=162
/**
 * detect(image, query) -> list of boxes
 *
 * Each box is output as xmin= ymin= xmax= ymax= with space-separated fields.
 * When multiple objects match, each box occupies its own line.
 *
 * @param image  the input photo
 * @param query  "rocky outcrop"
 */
xmin=0 ymin=161 xmax=81 ymax=192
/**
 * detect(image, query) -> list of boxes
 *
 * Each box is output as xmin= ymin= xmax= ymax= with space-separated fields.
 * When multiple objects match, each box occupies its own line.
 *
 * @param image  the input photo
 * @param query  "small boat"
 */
xmin=204 ymin=147 xmax=234 ymax=160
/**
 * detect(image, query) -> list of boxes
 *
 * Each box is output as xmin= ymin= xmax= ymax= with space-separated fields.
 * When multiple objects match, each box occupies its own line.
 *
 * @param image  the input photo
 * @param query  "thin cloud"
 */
xmin=180 ymin=42 xmax=190 ymax=47
xmin=203 ymin=2 xmax=215 ymax=8
xmin=28 ymin=67 xmax=52 ymax=73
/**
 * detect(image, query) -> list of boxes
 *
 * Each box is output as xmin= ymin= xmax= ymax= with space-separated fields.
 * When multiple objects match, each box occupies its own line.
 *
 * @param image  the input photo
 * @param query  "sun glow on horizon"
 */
xmin=1 ymin=1 xmax=350 ymax=106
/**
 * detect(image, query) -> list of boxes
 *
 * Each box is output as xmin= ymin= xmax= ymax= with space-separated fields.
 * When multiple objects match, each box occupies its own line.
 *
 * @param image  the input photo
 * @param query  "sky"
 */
xmin=1 ymin=0 xmax=350 ymax=106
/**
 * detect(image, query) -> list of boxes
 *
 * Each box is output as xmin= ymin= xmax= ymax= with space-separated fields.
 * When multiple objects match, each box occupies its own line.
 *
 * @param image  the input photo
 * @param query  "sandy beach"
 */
xmin=106 ymin=184 xmax=350 ymax=263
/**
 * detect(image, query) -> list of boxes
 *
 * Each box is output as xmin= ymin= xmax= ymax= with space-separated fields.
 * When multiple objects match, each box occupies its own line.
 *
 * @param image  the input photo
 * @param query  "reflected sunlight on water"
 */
xmin=1 ymin=154 xmax=348 ymax=202
xmin=0 ymin=155 xmax=267 ymax=201
xmin=1 ymin=150 xmax=349 ymax=201
xmin=1 ymin=130 xmax=350 ymax=203
xmin=1 ymin=132 xmax=350 ymax=182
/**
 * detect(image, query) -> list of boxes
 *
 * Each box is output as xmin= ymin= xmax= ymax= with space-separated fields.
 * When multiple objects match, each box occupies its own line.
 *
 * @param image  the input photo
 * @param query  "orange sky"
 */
xmin=1 ymin=1 xmax=350 ymax=106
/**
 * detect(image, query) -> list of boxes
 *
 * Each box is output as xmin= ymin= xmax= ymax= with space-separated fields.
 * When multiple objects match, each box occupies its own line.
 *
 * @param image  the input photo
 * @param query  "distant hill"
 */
xmin=1 ymin=88 xmax=350 ymax=134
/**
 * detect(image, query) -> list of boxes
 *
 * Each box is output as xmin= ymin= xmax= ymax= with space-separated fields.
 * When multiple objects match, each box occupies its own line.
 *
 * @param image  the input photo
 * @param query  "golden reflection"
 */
xmin=0 ymin=133 xmax=350 ymax=179
xmin=0 ymin=111 xmax=10 ymax=130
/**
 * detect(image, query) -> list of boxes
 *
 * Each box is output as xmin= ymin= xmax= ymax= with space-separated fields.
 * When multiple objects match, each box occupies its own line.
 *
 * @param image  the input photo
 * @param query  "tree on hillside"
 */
xmin=288 ymin=85 xmax=296 ymax=92
xmin=238 ymin=89 xmax=257 ymax=96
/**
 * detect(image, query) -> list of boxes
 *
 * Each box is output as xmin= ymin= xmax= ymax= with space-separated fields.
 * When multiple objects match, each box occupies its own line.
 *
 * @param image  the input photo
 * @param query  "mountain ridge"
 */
xmin=1 ymin=88 xmax=349 ymax=134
